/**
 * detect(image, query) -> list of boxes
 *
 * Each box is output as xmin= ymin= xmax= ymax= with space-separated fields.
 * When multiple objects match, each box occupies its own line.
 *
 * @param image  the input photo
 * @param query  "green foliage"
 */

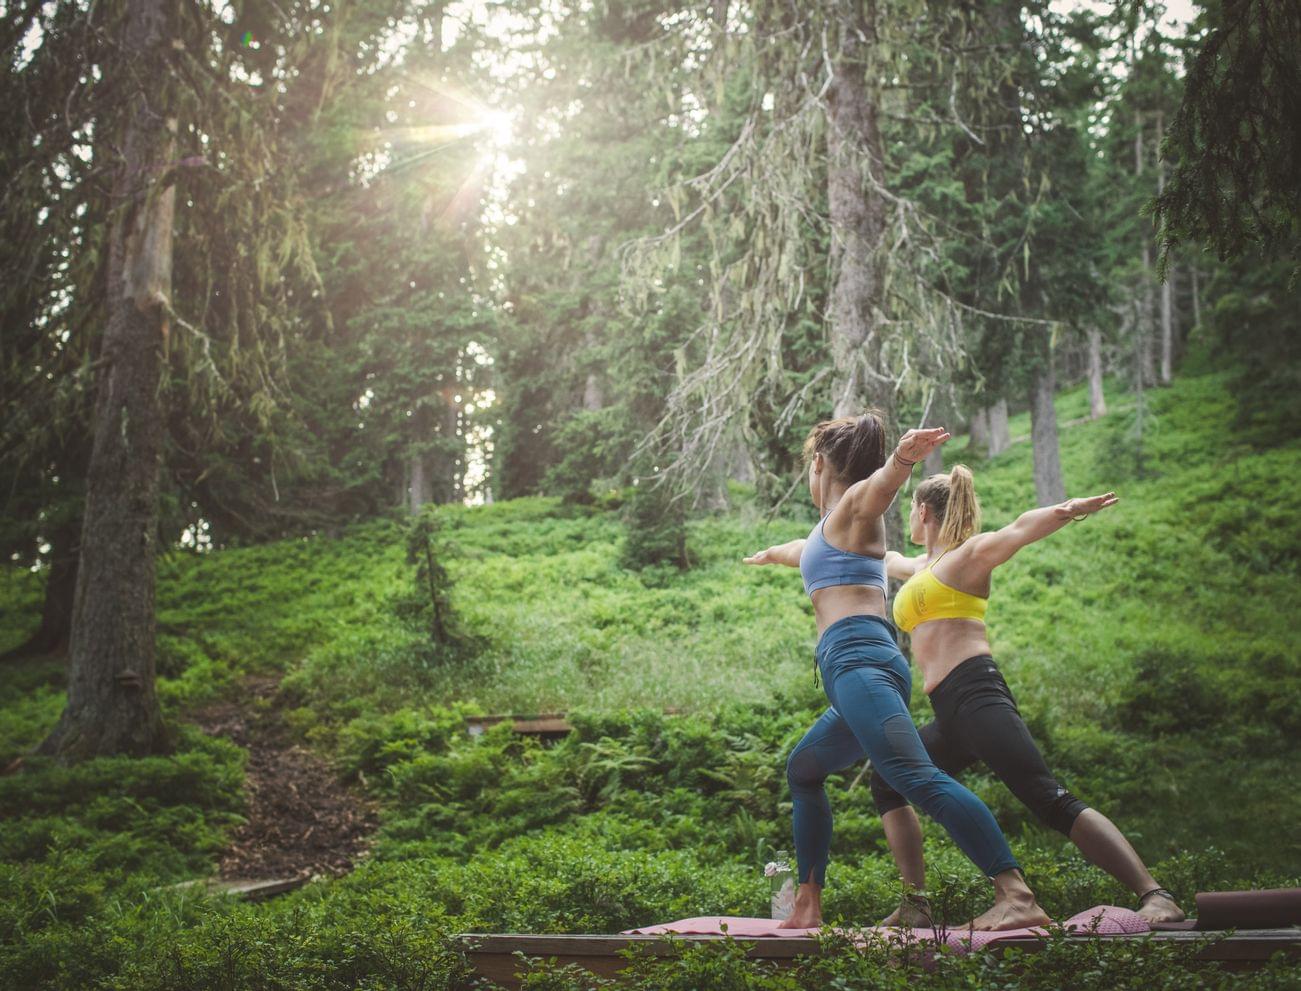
xmin=1203 ymin=257 xmax=1301 ymax=435
xmin=1 ymin=371 xmax=1300 ymax=987
xmin=394 ymin=507 xmax=481 ymax=660
xmin=0 ymin=727 xmax=245 ymax=879
xmin=621 ymin=478 xmax=690 ymax=571
xmin=1154 ymin=0 xmax=1301 ymax=265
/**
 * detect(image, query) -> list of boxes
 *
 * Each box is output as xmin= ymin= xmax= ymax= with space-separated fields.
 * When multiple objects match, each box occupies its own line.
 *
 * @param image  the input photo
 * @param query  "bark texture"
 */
xmin=1088 ymin=328 xmax=1108 ymax=419
xmin=968 ymin=406 xmax=990 ymax=457
xmin=823 ymin=5 xmax=905 ymax=545
xmin=39 ymin=0 xmax=175 ymax=757
xmin=1156 ymin=111 xmax=1173 ymax=385
xmin=1029 ymin=340 xmax=1066 ymax=506
xmin=987 ymin=399 xmax=1010 ymax=457
xmin=1135 ymin=113 xmax=1157 ymax=387
xmin=826 ymin=5 xmax=888 ymax=422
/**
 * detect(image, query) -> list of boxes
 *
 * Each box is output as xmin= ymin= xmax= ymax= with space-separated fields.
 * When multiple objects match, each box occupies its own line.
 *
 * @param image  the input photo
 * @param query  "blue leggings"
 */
xmin=787 ymin=615 xmax=1020 ymax=886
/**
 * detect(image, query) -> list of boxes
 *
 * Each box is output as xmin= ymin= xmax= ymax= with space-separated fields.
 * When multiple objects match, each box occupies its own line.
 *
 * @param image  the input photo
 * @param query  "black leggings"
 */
xmin=870 ymin=655 xmax=1087 ymax=836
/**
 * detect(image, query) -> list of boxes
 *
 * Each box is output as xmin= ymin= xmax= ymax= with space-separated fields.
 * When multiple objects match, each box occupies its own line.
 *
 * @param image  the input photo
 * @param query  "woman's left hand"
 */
xmin=895 ymin=427 xmax=951 ymax=465
xmin=1056 ymin=492 xmax=1119 ymax=520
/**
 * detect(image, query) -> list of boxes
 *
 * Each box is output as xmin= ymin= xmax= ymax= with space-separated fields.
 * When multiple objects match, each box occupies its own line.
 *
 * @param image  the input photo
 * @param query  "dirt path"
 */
xmin=195 ymin=676 xmax=377 ymax=881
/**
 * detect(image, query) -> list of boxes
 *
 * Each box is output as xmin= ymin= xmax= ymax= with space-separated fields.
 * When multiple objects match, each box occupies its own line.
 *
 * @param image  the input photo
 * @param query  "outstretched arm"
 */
xmin=743 ymin=539 xmax=806 ymax=568
xmin=969 ymin=492 xmax=1118 ymax=569
xmin=843 ymin=428 xmax=951 ymax=521
xmin=884 ymin=550 xmax=926 ymax=581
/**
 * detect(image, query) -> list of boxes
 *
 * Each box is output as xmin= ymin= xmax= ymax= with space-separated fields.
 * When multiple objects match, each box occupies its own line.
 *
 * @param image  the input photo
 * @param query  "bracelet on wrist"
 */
xmin=893 ymin=450 xmax=918 ymax=468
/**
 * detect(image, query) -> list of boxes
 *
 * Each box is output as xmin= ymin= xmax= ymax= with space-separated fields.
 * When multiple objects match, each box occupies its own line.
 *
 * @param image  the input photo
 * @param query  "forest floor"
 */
xmin=194 ymin=676 xmax=376 ymax=881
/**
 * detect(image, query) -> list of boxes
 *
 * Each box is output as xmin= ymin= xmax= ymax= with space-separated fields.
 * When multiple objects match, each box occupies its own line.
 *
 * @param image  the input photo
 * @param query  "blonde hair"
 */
xmin=914 ymin=464 xmax=981 ymax=548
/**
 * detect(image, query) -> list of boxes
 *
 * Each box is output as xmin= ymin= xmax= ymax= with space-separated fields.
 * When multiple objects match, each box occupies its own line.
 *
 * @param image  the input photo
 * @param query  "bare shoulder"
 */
xmin=885 ymin=550 xmax=925 ymax=581
xmin=950 ymin=533 xmax=1003 ymax=578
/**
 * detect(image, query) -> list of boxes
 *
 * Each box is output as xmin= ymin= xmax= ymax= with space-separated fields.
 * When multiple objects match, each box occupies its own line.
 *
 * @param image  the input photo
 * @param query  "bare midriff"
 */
xmin=810 ymin=585 xmax=889 ymax=637
xmin=910 ymin=619 xmax=993 ymax=694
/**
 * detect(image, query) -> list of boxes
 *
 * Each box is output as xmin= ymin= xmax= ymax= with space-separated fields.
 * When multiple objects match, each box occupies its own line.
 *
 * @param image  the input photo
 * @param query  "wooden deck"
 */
xmin=458 ymin=928 xmax=1301 ymax=989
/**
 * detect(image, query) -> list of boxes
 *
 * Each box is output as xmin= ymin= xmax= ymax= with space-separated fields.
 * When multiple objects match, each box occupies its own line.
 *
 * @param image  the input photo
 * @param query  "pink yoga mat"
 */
xmin=624 ymin=905 xmax=1149 ymax=953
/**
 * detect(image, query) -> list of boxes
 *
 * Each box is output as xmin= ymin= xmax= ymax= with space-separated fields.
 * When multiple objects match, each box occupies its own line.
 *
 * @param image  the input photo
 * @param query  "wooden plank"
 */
xmin=458 ymin=929 xmax=1301 ymax=989
xmin=465 ymin=709 xmax=684 ymax=738
xmin=167 ymin=876 xmax=309 ymax=901
xmin=208 ymin=877 xmax=310 ymax=900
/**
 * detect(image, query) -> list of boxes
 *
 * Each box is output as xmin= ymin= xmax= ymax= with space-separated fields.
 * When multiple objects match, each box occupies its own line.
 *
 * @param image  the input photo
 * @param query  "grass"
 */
xmin=4 ymin=371 xmax=1298 ymax=862
xmin=1 ymin=367 xmax=1299 ymax=989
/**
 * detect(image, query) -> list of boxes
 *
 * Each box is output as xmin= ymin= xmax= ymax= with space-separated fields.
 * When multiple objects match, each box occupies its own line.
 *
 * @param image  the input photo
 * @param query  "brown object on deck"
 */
xmin=466 ymin=714 xmax=574 ymax=738
xmin=459 ymin=929 xmax=1301 ymax=989
xmin=465 ymin=709 xmax=683 ymax=739
xmin=1151 ymin=888 xmax=1301 ymax=932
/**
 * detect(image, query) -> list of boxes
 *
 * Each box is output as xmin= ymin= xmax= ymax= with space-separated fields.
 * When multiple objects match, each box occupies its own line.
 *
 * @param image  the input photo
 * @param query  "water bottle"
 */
xmin=766 ymin=850 xmax=795 ymax=921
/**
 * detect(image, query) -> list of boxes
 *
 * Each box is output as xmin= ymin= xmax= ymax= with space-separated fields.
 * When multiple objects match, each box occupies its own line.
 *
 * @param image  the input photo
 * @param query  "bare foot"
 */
xmin=879 ymin=895 xmax=932 ymax=927
xmin=969 ymin=895 xmax=1051 ymax=931
xmin=1137 ymin=890 xmax=1185 ymax=924
xmin=779 ymin=881 xmax=823 ymax=929
xmin=777 ymin=907 xmax=822 ymax=929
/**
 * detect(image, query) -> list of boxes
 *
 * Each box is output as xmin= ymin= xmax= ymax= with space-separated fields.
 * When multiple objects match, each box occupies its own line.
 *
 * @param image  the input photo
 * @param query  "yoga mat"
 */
xmin=624 ymin=905 xmax=1148 ymax=953
xmin=1150 ymin=888 xmax=1301 ymax=932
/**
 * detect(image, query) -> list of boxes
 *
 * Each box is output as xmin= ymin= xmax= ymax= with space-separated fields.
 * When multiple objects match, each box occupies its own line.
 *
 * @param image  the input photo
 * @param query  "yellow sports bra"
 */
xmin=892 ymin=549 xmax=988 ymax=633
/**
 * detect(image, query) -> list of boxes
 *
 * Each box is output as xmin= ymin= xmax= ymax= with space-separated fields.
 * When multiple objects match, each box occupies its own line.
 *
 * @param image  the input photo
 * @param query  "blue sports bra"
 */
xmin=799 ymin=516 xmax=889 ymax=597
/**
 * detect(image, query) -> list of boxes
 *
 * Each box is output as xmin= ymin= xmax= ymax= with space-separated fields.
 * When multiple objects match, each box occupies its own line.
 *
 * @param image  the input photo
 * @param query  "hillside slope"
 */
xmin=2 ymin=369 xmax=1298 ymax=868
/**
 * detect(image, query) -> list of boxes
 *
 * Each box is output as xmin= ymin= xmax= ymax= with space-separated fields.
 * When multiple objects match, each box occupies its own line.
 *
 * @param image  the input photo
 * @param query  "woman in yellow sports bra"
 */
xmin=873 ymin=465 xmax=1185 ymax=926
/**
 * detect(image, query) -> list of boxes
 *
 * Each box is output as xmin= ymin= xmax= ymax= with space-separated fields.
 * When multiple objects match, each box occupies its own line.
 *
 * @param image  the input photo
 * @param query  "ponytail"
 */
xmin=915 ymin=464 xmax=982 ymax=548
xmin=802 ymin=410 xmax=888 ymax=484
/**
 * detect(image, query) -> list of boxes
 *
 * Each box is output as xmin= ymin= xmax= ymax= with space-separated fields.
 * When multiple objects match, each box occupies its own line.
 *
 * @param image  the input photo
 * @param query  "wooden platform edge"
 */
xmin=457 ymin=928 xmax=1301 ymax=988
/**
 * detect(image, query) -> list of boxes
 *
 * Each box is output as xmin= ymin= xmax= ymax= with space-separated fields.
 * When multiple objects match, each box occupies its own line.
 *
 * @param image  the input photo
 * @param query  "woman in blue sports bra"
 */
xmin=744 ymin=412 xmax=1048 ymax=931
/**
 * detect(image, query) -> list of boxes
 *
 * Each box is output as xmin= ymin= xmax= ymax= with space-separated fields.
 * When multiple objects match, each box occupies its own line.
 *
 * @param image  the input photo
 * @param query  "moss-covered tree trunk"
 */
xmin=826 ymin=3 xmax=888 ymax=423
xmin=825 ymin=3 xmax=905 ymax=542
xmin=39 ymin=0 xmax=175 ymax=758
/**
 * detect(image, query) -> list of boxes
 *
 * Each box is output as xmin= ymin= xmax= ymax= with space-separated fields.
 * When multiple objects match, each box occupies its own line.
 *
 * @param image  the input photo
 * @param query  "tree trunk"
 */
xmin=1088 ymin=328 xmax=1107 ymax=419
xmin=826 ymin=4 xmax=888 ymax=422
xmin=1135 ymin=112 xmax=1156 ymax=387
xmin=1 ymin=516 xmax=80 ymax=661
xmin=922 ymin=445 xmax=944 ymax=479
xmin=408 ymin=455 xmax=430 ymax=514
xmin=407 ymin=402 xmax=435 ymax=512
xmin=824 ymin=4 xmax=903 ymax=546
xmin=582 ymin=371 xmax=604 ymax=412
xmin=39 ymin=0 xmax=175 ymax=758
xmin=968 ymin=406 xmax=990 ymax=457
xmin=988 ymin=399 xmax=1010 ymax=457
xmin=1160 ymin=265 xmax=1174 ymax=384
xmin=433 ymin=391 xmax=462 ymax=504
xmin=1190 ymin=265 xmax=1201 ymax=330
xmin=727 ymin=431 xmax=755 ymax=484
xmin=1156 ymin=111 xmax=1173 ymax=385
xmin=1028 ymin=338 xmax=1066 ymax=506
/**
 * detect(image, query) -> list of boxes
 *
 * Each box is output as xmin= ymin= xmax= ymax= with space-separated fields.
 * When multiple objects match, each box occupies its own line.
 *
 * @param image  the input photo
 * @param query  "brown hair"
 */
xmin=914 ymin=464 xmax=981 ymax=548
xmin=802 ymin=411 xmax=888 ymax=484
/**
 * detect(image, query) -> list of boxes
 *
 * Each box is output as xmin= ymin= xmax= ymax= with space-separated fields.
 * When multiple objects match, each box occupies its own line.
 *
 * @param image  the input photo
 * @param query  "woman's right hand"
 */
xmin=743 ymin=548 xmax=774 ymax=565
